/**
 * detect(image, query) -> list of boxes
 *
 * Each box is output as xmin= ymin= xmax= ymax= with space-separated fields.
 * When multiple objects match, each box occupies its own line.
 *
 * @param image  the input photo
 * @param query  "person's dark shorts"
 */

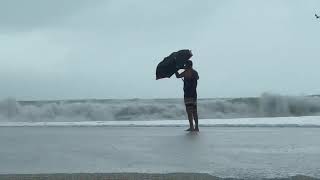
xmin=184 ymin=97 xmax=197 ymax=110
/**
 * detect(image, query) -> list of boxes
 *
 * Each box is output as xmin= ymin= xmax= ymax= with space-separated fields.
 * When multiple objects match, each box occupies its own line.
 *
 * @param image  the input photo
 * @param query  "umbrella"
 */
xmin=156 ymin=49 xmax=193 ymax=80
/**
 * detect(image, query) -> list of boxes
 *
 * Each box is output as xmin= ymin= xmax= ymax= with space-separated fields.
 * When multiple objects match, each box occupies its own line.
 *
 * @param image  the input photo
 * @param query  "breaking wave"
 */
xmin=1 ymin=93 xmax=320 ymax=122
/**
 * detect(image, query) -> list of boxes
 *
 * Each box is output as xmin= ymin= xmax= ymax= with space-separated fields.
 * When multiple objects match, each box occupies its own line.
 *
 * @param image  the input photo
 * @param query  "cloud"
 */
xmin=1 ymin=0 xmax=320 ymax=100
xmin=0 ymin=0 xmax=103 ymax=33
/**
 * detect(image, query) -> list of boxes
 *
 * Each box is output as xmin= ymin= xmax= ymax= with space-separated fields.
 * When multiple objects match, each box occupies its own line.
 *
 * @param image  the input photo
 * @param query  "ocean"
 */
xmin=1 ymin=94 xmax=320 ymax=179
xmin=1 ymin=93 xmax=320 ymax=125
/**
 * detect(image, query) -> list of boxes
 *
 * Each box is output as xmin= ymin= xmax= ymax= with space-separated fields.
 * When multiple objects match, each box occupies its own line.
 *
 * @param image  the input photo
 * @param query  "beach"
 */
xmin=0 ymin=173 xmax=317 ymax=180
xmin=0 ymin=126 xmax=319 ymax=179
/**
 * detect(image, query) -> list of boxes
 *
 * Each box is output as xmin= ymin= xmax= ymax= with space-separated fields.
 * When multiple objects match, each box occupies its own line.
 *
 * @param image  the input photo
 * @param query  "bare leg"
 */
xmin=193 ymin=105 xmax=199 ymax=131
xmin=185 ymin=106 xmax=194 ymax=131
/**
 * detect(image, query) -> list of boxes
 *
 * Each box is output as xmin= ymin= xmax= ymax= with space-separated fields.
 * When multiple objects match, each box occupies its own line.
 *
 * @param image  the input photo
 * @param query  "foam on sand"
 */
xmin=0 ymin=116 xmax=320 ymax=127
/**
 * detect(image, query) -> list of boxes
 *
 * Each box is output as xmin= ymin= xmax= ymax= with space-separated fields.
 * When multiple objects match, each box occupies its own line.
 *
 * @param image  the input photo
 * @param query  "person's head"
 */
xmin=184 ymin=60 xmax=193 ymax=69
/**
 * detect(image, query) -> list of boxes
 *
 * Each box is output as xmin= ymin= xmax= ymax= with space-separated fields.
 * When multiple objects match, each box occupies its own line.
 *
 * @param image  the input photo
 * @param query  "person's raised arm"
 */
xmin=175 ymin=71 xmax=185 ymax=78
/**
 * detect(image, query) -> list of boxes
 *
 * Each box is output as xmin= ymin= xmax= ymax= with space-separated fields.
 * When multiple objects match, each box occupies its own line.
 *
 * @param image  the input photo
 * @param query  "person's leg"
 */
xmin=184 ymin=98 xmax=194 ymax=131
xmin=185 ymin=105 xmax=194 ymax=131
xmin=193 ymin=103 xmax=199 ymax=131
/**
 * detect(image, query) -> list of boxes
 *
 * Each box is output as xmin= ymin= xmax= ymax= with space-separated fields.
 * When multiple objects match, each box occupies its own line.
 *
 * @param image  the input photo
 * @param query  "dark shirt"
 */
xmin=175 ymin=69 xmax=199 ymax=98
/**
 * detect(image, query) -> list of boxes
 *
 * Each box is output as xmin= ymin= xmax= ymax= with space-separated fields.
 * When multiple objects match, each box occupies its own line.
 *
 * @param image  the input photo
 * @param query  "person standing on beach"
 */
xmin=175 ymin=60 xmax=199 ymax=131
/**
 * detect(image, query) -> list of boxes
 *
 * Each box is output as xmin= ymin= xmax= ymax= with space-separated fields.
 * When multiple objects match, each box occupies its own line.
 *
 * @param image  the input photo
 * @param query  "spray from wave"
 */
xmin=1 ymin=93 xmax=320 ymax=122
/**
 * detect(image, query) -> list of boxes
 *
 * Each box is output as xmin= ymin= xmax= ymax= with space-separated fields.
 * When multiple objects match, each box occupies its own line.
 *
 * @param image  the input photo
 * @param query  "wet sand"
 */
xmin=0 ymin=173 xmax=318 ymax=180
xmin=0 ymin=127 xmax=320 ymax=179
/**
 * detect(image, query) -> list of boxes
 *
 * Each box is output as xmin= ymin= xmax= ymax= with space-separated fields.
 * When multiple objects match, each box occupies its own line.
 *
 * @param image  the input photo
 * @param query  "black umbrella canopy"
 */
xmin=156 ymin=49 xmax=193 ymax=80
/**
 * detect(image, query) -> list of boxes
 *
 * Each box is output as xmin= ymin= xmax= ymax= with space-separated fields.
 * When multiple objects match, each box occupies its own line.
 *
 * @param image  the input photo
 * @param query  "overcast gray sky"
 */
xmin=1 ymin=0 xmax=320 ymax=100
